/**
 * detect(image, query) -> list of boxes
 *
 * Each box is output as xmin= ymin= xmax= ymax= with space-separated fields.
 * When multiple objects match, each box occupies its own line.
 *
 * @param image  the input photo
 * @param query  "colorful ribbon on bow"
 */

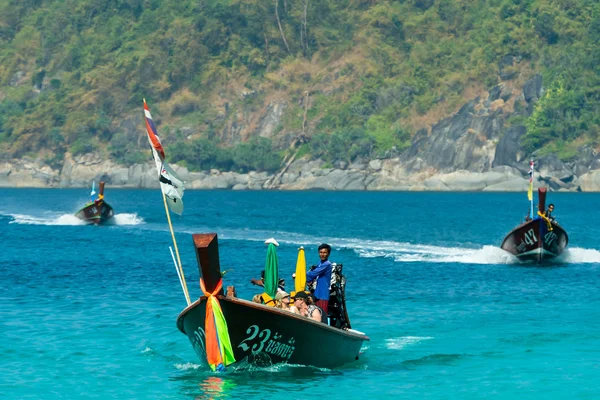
xmin=200 ymin=278 xmax=236 ymax=371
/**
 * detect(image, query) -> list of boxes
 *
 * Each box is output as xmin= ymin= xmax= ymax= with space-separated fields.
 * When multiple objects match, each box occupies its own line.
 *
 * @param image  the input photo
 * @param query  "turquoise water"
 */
xmin=2 ymin=189 xmax=600 ymax=399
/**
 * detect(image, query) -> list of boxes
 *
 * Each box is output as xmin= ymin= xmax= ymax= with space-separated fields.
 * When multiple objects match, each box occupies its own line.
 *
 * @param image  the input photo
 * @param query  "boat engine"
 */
xmin=328 ymin=263 xmax=351 ymax=329
xmin=308 ymin=263 xmax=350 ymax=329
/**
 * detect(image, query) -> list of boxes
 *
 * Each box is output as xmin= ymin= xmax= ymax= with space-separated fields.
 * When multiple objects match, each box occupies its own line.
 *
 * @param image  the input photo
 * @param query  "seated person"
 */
xmin=545 ymin=203 xmax=555 ymax=222
xmin=275 ymin=291 xmax=293 ymax=312
xmin=292 ymin=292 xmax=326 ymax=323
xmin=252 ymin=294 xmax=263 ymax=304
xmin=306 ymin=293 xmax=328 ymax=323
xmin=291 ymin=291 xmax=309 ymax=317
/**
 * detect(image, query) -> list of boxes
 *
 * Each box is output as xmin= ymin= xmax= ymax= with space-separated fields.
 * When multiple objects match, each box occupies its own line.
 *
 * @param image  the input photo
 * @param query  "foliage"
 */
xmin=0 ymin=0 xmax=599 ymax=167
xmin=233 ymin=137 xmax=282 ymax=172
xmin=168 ymin=136 xmax=281 ymax=173
xmin=521 ymin=72 xmax=600 ymax=154
xmin=310 ymin=128 xmax=375 ymax=163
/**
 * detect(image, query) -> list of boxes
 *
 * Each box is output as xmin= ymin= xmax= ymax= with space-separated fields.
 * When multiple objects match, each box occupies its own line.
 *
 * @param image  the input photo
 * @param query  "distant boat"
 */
xmin=501 ymin=187 xmax=568 ymax=262
xmin=176 ymin=233 xmax=369 ymax=370
xmin=74 ymin=181 xmax=114 ymax=225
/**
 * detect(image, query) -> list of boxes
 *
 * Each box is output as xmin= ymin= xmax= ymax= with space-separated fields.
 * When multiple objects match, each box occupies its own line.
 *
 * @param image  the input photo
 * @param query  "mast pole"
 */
xmin=162 ymin=190 xmax=191 ymax=305
xmin=530 ymin=159 xmax=534 ymax=219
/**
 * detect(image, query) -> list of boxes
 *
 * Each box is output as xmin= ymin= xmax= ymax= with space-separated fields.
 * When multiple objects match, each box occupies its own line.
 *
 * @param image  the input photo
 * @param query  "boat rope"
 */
xmin=537 ymin=211 xmax=554 ymax=231
xmin=200 ymin=278 xmax=236 ymax=371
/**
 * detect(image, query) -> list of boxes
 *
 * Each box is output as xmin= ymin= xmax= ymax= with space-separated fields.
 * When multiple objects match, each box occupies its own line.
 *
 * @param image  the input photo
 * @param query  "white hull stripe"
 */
xmin=519 ymin=248 xmax=558 ymax=258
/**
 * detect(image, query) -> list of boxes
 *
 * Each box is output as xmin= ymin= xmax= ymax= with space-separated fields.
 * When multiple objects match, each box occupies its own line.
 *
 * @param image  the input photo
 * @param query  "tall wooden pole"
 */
xmin=162 ymin=191 xmax=191 ymax=305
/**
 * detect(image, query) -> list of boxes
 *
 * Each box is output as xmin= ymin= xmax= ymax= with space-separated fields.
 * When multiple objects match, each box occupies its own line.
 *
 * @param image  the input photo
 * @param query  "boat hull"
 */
xmin=74 ymin=201 xmax=114 ymax=225
xmin=177 ymin=296 xmax=368 ymax=369
xmin=500 ymin=218 xmax=568 ymax=262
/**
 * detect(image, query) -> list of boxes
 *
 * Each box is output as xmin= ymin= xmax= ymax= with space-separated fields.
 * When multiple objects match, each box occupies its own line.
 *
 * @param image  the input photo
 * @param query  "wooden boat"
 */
xmin=176 ymin=233 xmax=369 ymax=370
xmin=74 ymin=181 xmax=114 ymax=225
xmin=500 ymin=187 xmax=568 ymax=262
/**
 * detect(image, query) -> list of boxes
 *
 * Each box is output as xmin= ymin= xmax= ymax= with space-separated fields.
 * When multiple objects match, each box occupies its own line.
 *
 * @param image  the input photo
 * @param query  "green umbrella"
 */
xmin=263 ymin=243 xmax=279 ymax=298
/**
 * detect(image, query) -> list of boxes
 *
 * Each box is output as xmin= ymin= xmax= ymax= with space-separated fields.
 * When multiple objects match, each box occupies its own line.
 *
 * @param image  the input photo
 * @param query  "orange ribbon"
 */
xmin=200 ymin=278 xmax=224 ymax=369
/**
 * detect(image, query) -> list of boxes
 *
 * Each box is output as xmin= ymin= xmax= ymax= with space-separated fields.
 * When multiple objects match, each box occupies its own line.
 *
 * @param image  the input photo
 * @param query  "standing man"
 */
xmin=306 ymin=243 xmax=332 ymax=317
xmin=545 ymin=203 xmax=555 ymax=222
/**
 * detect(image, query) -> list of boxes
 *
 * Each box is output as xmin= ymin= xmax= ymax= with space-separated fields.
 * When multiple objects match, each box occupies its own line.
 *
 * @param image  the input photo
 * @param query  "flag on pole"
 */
xmin=143 ymin=99 xmax=185 ymax=215
xmin=90 ymin=181 xmax=96 ymax=202
xmin=527 ymin=159 xmax=534 ymax=201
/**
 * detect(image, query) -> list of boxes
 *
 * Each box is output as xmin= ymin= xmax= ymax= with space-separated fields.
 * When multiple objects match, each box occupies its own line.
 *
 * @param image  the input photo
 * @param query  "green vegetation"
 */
xmin=169 ymin=136 xmax=282 ymax=173
xmin=0 ymin=0 xmax=599 ymax=169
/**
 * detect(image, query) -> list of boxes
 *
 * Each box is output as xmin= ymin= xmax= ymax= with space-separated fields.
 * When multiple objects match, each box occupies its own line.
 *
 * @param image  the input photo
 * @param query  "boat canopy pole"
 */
xmin=528 ymin=159 xmax=534 ymax=219
xmin=163 ymin=191 xmax=191 ymax=305
xmin=170 ymin=246 xmax=187 ymax=302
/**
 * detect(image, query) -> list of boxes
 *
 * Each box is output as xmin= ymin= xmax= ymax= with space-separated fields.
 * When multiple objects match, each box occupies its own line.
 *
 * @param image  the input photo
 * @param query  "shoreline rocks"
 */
xmin=0 ymin=155 xmax=592 ymax=192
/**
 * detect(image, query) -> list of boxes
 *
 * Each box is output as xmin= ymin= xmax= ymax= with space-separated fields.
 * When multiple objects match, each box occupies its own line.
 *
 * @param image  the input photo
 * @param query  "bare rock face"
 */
xmin=218 ymin=98 xmax=288 ymax=147
xmin=576 ymin=170 xmax=600 ymax=191
xmin=523 ymin=74 xmax=543 ymax=103
xmin=569 ymin=145 xmax=600 ymax=177
xmin=0 ymin=157 xmax=59 ymax=187
xmin=396 ymin=77 xmax=548 ymax=178
xmin=400 ymin=96 xmax=504 ymax=174
xmin=392 ymin=73 xmax=589 ymax=192
xmin=257 ymin=101 xmax=287 ymax=139
xmin=492 ymin=125 xmax=527 ymax=173
xmin=536 ymin=154 xmax=574 ymax=183
xmin=5 ymin=72 xmax=600 ymax=191
xmin=60 ymin=153 xmax=117 ymax=187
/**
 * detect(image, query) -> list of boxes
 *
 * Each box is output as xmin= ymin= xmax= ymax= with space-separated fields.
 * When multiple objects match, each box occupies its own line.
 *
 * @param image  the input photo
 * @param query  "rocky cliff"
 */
xmin=2 ymin=75 xmax=600 ymax=191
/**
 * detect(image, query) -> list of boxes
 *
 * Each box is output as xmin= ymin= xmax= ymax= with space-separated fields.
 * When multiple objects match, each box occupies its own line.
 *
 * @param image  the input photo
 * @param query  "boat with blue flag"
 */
xmin=176 ymin=233 xmax=369 ymax=370
xmin=74 ymin=181 xmax=114 ymax=225
xmin=500 ymin=168 xmax=568 ymax=263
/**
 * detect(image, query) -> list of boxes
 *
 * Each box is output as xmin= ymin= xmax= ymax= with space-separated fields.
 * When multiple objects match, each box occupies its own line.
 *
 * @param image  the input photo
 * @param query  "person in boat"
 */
xmin=251 ymin=270 xmax=286 ymax=291
xmin=252 ymin=294 xmax=263 ymax=304
xmin=275 ymin=291 xmax=298 ymax=313
xmin=306 ymin=243 xmax=333 ymax=317
xmin=292 ymin=291 xmax=326 ymax=323
xmin=544 ymin=203 xmax=555 ymax=222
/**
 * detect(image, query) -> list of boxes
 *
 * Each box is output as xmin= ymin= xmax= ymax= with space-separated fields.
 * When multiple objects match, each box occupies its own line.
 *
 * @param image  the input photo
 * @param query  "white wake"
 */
xmin=385 ymin=336 xmax=434 ymax=350
xmin=6 ymin=212 xmax=144 ymax=226
xmin=556 ymin=248 xmax=600 ymax=264
xmin=7 ymin=213 xmax=85 ymax=225
xmin=189 ymin=228 xmax=600 ymax=265
xmin=111 ymin=213 xmax=144 ymax=225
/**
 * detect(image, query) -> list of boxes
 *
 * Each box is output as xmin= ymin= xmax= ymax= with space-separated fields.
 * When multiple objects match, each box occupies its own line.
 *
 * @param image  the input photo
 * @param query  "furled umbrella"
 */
xmin=295 ymin=246 xmax=307 ymax=294
xmin=263 ymin=239 xmax=279 ymax=299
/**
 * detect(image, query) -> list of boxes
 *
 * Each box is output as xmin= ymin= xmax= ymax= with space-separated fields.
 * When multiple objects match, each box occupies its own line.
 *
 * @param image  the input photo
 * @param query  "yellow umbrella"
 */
xmin=295 ymin=246 xmax=307 ymax=293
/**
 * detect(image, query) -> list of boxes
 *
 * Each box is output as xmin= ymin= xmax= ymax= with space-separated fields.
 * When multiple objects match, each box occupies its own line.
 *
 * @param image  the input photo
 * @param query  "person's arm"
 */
xmin=250 ymin=278 xmax=265 ymax=287
xmin=306 ymin=261 xmax=331 ymax=281
xmin=310 ymin=308 xmax=322 ymax=322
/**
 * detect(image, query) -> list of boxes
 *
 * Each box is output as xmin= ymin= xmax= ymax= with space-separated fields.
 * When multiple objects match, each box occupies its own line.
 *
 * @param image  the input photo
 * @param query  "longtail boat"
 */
xmin=500 ymin=187 xmax=568 ymax=262
xmin=176 ymin=233 xmax=369 ymax=370
xmin=74 ymin=181 xmax=114 ymax=225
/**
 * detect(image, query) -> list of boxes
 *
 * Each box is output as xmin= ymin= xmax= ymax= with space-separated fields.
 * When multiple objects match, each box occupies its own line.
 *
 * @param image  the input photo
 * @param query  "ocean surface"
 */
xmin=2 ymin=189 xmax=600 ymax=399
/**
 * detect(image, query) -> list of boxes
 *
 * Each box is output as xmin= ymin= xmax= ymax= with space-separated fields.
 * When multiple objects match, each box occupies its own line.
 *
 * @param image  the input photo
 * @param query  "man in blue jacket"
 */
xmin=306 ymin=243 xmax=332 ymax=317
